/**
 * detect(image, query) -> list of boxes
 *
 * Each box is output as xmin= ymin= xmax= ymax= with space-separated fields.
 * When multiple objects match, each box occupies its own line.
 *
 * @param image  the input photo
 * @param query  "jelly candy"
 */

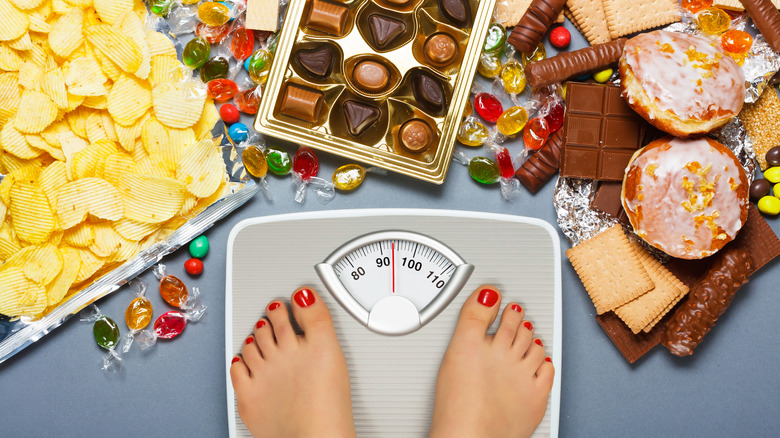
xmin=457 ymin=119 xmax=489 ymax=146
xmin=544 ymin=101 xmax=564 ymax=134
xmin=231 ymin=27 xmax=255 ymax=61
xmin=207 ymin=78 xmax=238 ymax=102
xmin=682 ymin=0 xmax=713 ymax=14
xmin=521 ymin=43 xmax=546 ymax=66
xmin=696 ymin=7 xmax=730 ymax=35
xmin=500 ymin=60 xmax=526 ymax=95
xmin=246 ymin=49 xmax=272 ymax=84
xmin=483 ymin=22 xmax=507 ymax=54
xmin=496 ymin=106 xmax=528 ymax=137
xmin=474 ymin=93 xmax=503 ymax=124
xmin=196 ymin=22 xmax=231 ymax=44
xmin=721 ymin=29 xmax=753 ymax=54
xmin=266 ymin=146 xmax=293 ymax=175
xmin=220 ymin=103 xmax=240 ymax=124
xmin=333 ymin=164 xmax=366 ymax=191
xmin=183 ymin=37 xmax=211 ymax=69
xmin=185 ymin=258 xmax=204 ymax=275
xmin=523 ymin=117 xmax=549 ymax=150
xmin=155 ymin=311 xmax=188 ymax=339
xmin=199 ymin=56 xmax=229 ymax=83
xmin=229 ymin=122 xmax=249 ymax=143
xmin=235 ymin=87 xmax=261 ymax=114
xmin=468 ymin=157 xmax=500 ymax=184
xmin=120 ymin=280 xmax=153 ymax=353
xmin=293 ymin=147 xmax=319 ymax=181
xmin=593 ymin=68 xmax=612 ymax=83
xmin=494 ymin=147 xmax=514 ymax=179
xmin=477 ymin=53 xmax=502 ymax=78
xmin=198 ymin=1 xmax=231 ymax=26
xmin=149 ymin=0 xmax=172 ymax=16
xmin=189 ymin=235 xmax=210 ymax=258
xmin=242 ymin=145 xmax=268 ymax=178
xmin=80 ymin=305 xmax=122 ymax=371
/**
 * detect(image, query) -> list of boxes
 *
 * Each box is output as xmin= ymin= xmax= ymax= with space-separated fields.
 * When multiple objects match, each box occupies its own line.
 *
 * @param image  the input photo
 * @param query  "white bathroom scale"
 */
xmin=225 ymin=209 xmax=562 ymax=437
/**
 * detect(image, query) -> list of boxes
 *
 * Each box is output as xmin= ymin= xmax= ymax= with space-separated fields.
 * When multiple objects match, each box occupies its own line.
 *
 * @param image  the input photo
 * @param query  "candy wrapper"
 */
xmin=80 ymin=305 xmax=122 ymax=373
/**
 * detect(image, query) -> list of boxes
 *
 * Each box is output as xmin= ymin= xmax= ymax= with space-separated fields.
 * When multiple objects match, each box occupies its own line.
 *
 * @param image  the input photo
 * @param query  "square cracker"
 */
xmin=566 ymin=0 xmax=612 ymax=45
xmin=495 ymin=0 xmax=565 ymax=28
xmin=740 ymin=87 xmax=780 ymax=170
xmin=566 ymin=224 xmax=655 ymax=314
xmin=602 ymin=0 xmax=682 ymax=39
xmin=614 ymin=243 xmax=689 ymax=334
xmin=713 ymin=0 xmax=780 ymax=10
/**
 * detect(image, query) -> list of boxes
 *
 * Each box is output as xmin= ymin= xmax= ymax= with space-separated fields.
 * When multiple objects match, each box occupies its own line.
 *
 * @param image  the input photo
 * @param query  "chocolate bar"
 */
xmin=662 ymin=247 xmax=753 ymax=357
xmin=739 ymin=0 xmax=780 ymax=53
xmin=508 ymin=0 xmax=567 ymax=54
xmin=525 ymin=39 xmax=626 ymax=88
xmin=560 ymin=82 xmax=646 ymax=181
xmin=515 ymin=128 xmax=563 ymax=193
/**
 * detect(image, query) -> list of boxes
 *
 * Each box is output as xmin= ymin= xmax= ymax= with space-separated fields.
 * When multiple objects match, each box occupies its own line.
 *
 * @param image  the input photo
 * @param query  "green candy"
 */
xmin=483 ymin=23 xmax=506 ymax=54
xmin=757 ymin=195 xmax=780 ymax=215
xmin=93 ymin=316 xmax=120 ymax=350
xmin=764 ymin=166 xmax=780 ymax=183
xmin=200 ymin=57 xmax=229 ymax=82
xmin=183 ymin=37 xmax=211 ymax=69
xmin=266 ymin=146 xmax=292 ymax=175
xmin=149 ymin=0 xmax=172 ymax=17
xmin=189 ymin=235 xmax=210 ymax=258
xmin=468 ymin=157 xmax=499 ymax=184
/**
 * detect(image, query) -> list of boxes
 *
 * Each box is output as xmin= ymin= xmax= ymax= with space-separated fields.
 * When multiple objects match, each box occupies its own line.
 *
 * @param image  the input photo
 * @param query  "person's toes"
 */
xmin=513 ymin=319 xmax=534 ymax=356
xmin=536 ymin=358 xmax=555 ymax=390
xmin=241 ymin=335 xmax=262 ymax=371
xmin=290 ymin=287 xmax=337 ymax=343
xmin=452 ymin=285 xmax=502 ymax=342
xmin=253 ymin=318 xmax=275 ymax=357
xmin=229 ymin=356 xmax=251 ymax=388
xmin=494 ymin=303 xmax=525 ymax=345
xmin=266 ymin=300 xmax=297 ymax=348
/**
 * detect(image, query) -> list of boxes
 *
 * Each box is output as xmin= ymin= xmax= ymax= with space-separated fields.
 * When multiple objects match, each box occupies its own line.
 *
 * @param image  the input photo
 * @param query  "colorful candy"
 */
xmin=549 ymin=26 xmax=571 ymax=49
xmin=468 ymin=157 xmax=500 ymax=184
xmin=207 ymin=78 xmax=238 ymax=102
xmin=293 ymin=147 xmax=319 ymax=181
xmin=196 ymin=22 xmax=231 ymax=44
xmin=523 ymin=117 xmax=550 ymax=150
xmin=483 ymin=22 xmax=507 ymax=54
xmin=231 ymin=27 xmax=255 ymax=61
xmin=235 ymin=87 xmax=261 ymax=114
xmin=500 ymin=59 xmax=526 ymax=95
xmin=682 ymin=0 xmax=712 ymax=14
xmin=333 ymin=164 xmax=366 ymax=191
xmin=120 ymin=280 xmax=153 ymax=353
xmin=183 ymin=37 xmax=211 ymax=69
xmin=80 ymin=305 xmax=122 ymax=371
xmin=229 ymin=122 xmax=249 ymax=142
xmin=474 ymin=93 xmax=503 ymax=124
xmin=200 ymin=57 xmax=229 ymax=83
xmin=457 ymin=119 xmax=489 ymax=146
xmin=149 ymin=0 xmax=173 ymax=17
xmin=220 ymin=103 xmax=240 ymax=124
xmin=477 ymin=53 xmax=502 ymax=78
xmin=496 ymin=106 xmax=528 ymax=137
xmin=189 ymin=235 xmax=210 ymax=258
xmin=242 ymin=145 xmax=268 ymax=178
xmin=246 ymin=49 xmax=272 ymax=84
xmin=185 ymin=258 xmax=204 ymax=276
xmin=695 ymin=7 xmax=730 ymax=35
xmin=198 ymin=1 xmax=231 ymax=27
xmin=721 ymin=29 xmax=753 ymax=54
xmin=266 ymin=146 xmax=293 ymax=175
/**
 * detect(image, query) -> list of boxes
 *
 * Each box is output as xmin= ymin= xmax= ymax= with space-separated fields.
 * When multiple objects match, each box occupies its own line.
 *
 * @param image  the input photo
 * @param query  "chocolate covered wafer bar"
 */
xmin=740 ymin=0 xmax=780 ymax=53
xmin=508 ymin=0 xmax=567 ymax=54
xmin=515 ymin=128 xmax=563 ymax=193
xmin=661 ymin=247 xmax=753 ymax=357
xmin=525 ymin=39 xmax=626 ymax=88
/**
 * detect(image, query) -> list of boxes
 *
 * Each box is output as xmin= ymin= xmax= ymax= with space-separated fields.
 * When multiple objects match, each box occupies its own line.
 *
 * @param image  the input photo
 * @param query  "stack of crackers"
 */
xmin=564 ymin=0 xmax=682 ymax=44
xmin=566 ymin=225 xmax=689 ymax=334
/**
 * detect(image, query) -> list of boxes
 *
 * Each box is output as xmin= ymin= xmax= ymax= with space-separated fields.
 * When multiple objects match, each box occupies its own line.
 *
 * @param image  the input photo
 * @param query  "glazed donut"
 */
xmin=622 ymin=137 xmax=748 ymax=259
xmin=619 ymin=30 xmax=745 ymax=138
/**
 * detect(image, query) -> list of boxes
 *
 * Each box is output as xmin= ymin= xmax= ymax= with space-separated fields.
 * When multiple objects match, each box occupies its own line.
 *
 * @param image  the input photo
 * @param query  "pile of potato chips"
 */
xmin=0 ymin=0 xmax=225 ymax=318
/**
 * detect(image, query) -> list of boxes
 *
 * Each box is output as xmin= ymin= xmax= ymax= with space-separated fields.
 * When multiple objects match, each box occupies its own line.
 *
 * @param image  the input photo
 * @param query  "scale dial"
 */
xmin=315 ymin=231 xmax=474 ymax=335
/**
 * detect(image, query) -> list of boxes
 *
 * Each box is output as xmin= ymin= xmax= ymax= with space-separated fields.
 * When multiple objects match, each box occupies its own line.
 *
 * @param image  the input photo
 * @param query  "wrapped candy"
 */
xmin=121 ymin=280 xmax=154 ymax=353
xmin=80 ymin=305 xmax=122 ymax=372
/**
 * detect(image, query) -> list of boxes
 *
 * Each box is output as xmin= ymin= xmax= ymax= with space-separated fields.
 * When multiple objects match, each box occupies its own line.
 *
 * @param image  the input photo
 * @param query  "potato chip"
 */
xmin=113 ymin=9 xmax=149 ymax=79
xmin=48 ymin=7 xmax=82 ymax=58
xmin=7 ymin=31 xmax=33 ymax=50
xmin=152 ymin=81 xmax=207 ymax=129
xmin=18 ymin=60 xmax=43 ymax=91
xmin=94 ymin=0 xmax=132 ymax=24
xmin=98 ymin=151 xmax=134 ymax=186
xmin=193 ymin=99 xmax=219 ymax=139
xmin=2 ymin=122 xmax=41 ymax=159
xmin=0 ymin=0 xmax=30 ymax=42
xmin=10 ymin=181 xmax=56 ymax=244
xmin=40 ymin=66 xmax=68 ymax=109
xmin=63 ymin=222 xmax=94 ymax=247
xmin=113 ymin=217 xmax=157 ymax=241
xmin=15 ymin=90 xmax=58 ymax=133
xmin=146 ymin=31 xmax=176 ymax=57
xmin=55 ymin=177 xmax=123 ymax=229
xmin=0 ymin=266 xmax=47 ymax=316
xmin=176 ymin=139 xmax=225 ymax=198
xmin=39 ymin=160 xmax=68 ymax=208
xmin=107 ymin=74 xmax=151 ymax=125
xmin=118 ymin=173 xmax=185 ymax=223
xmin=0 ymin=44 xmax=23 ymax=71
xmin=46 ymin=246 xmax=80 ymax=305
xmin=64 ymin=56 xmax=108 ymax=96
xmin=84 ymin=24 xmax=142 ymax=74
xmin=71 ymin=138 xmax=117 ymax=178
xmin=73 ymin=246 xmax=105 ymax=283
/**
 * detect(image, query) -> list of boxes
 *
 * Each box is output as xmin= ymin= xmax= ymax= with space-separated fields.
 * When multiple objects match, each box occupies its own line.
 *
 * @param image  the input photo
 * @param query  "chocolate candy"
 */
xmin=766 ymin=145 xmax=780 ymax=166
xmin=280 ymin=83 xmax=325 ymax=123
xmin=515 ymin=129 xmax=563 ymax=193
xmin=750 ymin=178 xmax=771 ymax=201
xmin=662 ymin=247 xmax=753 ymax=357
xmin=525 ymin=38 xmax=626 ymax=88
xmin=424 ymin=33 xmax=459 ymax=67
xmin=739 ymin=0 xmax=780 ymax=53
xmin=343 ymin=100 xmax=381 ymax=136
xmin=368 ymin=14 xmax=406 ymax=50
xmin=399 ymin=119 xmax=434 ymax=152
xmin=508 ymin=0 xmax=567 ymax=54
xmin=412 ymin=71 xmax=446 ymax=113
xmin=295 ymin=46 xmax=335 ymax=78
xmin=306 ymin=0 xmax=349 ymax=36
xmin=438 ymin=0 xmax=471 ymax=27
xmin=352 ymin=60 xmax=390 ymax=93
xmin=560 ymin=82 xmax=646 ymax=181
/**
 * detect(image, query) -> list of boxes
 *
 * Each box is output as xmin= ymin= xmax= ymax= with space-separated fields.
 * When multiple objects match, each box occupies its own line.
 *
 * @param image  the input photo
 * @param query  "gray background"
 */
xmin=1 ymin=18 xmax=779 ymax=438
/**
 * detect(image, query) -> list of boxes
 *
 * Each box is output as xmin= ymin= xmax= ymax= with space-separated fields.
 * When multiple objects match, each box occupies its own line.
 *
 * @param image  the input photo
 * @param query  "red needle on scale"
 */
xmin=391 ymin=242 xmax=395 ymax=294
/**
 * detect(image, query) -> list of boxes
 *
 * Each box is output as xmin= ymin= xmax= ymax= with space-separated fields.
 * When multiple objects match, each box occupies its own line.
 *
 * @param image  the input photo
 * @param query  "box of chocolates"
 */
xmin=255 ymin=0 xmax=497 ymax=183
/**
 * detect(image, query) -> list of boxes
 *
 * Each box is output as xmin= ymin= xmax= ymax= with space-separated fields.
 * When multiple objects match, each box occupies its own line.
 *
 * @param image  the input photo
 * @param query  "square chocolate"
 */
xmin=560 ymin=83 xmax=646 ymax=181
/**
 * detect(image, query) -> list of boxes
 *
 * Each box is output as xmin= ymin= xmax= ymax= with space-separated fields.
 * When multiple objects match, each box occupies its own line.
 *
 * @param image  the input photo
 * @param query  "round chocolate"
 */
xmin=766 ymin=146 xmax=780 ymax=167
xmin=424 ymin=33 xmax=458 ymax=67
xmin=750 ymin=178 xmax=771 ymax=201
xmin=399 ymin=119 xmax=433 ymax=153
xmin=352 ymin=60 xmax=390 ymax=93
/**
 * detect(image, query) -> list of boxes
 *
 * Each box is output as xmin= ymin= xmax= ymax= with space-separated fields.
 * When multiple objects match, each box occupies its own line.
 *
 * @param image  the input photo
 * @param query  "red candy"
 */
xmin=184 ymin=258 xmax=204 ymax=276
xmin=154 ymin=311 xmax=187 ymax=339
xmin=549 ymin=26 xmax=571 ymax=49
xmin=523 ymin=117 xmax=550 ymax=150
xmin=293 ymin=147 xmax=319 ymax=181
xmin=196 ymin=22 xmax=231 ymax=44
xmin=474 ymin=93 xmax=503 ymax=124
xmin=494 ymin=147 xmax=514 ymax=179
xmin=207 ymin=78 xmax=238 ymax=102
xmin=235 ymin=87 xmax=260 ymax=114
xmin=230 ymin=27 xmax=255 ymax=61
xmin=219 ymin=103 xmax=240 ymax=124
xmin=544 ymin=102 xmax=564 ymax=134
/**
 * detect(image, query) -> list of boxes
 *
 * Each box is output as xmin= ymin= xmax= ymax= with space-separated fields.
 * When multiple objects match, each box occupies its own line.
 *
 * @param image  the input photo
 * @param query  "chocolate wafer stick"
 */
xmin=515 ymin=128 xmax=563 ymax=193
xmin=525 ymin=38 xmax=626 ymax=88
xmin=740 ymin=0 xmax=780 ymax=53
xmin=508 ymin=0 xmax=567 ymax=54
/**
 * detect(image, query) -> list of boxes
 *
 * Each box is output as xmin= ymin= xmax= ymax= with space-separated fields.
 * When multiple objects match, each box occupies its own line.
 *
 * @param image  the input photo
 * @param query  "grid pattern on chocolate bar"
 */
xmin=561 ymin=82 xmax=645 ymax=181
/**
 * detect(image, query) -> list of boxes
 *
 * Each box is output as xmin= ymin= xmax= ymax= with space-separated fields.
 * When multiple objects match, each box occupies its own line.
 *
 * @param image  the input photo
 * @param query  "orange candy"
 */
xmin=682 ymin=0 xmax=712 ymax=14
xmin=160 ymin=275 xmax=188 ymax=307
xmin=721 ymin=29 xmax=753 ymax=54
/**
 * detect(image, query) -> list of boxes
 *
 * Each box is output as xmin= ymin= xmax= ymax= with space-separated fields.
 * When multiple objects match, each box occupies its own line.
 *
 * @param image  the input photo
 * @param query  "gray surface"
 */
xmin=1 ymin=19 xmax=779 ymax=438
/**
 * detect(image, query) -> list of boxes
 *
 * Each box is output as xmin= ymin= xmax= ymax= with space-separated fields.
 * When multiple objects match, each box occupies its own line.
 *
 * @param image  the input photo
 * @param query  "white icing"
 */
xmin=623 ymin=30 xmax=745 ymax=120
xmin=624 ymin=137 xmax=747 ymax=258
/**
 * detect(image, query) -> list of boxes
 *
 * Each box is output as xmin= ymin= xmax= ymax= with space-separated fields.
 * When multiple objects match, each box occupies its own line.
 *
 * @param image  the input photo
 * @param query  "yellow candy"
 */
xmin=497 ymin=106 xmax=528 ymax=136
xmin=477 ymin=53 xmax=502 ymax=79
xmin=757 ymin=195 xmax=780 ymax=215
xmin=696 ymin=7 xmax=730 ymax=35
xmin=500 ymin=60 xmax=526 ymax=94
xmin=593 ymin=68 xmax=613 ymax=83
xmin=457 ymin=119 xmax=488 ymax=147
xmin=332 ymin=164 xmax=366 ymax=191
xmin=764 ymin=166 xmax=780 ymax=183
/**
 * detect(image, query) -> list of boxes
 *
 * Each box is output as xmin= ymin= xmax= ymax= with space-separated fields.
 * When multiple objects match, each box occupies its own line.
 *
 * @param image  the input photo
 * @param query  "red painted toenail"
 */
xmin=524 ymin=321 xmax=533 ymax=330
xmin=477 ymin=288 xmax=499 ymax=307
xmin=245 ymin=337 xmax=253 ymax=345
xmin=268 ymin=302 xmax=281 ymax=310
xmin=512 ymin=304 xmax=522 ymax=312
xmin=294 ymin=289 xmax=316 ymax=307
xmin=231 ymin=357 xmax=240 ymax=364
xmin=255 ymin=320 xmax=266 ymax=329
xmin=545 ymin=357 xmax=552 ymax=363
xmin=535 ymin=339 xmax=543 ymax=346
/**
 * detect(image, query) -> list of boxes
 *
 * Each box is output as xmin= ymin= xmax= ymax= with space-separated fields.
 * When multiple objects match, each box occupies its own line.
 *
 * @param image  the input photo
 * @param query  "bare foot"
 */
xmin=429 ymin=285 xmax=554 ymax=438
xmin=230 ymin=288 xmax=356 ymax=438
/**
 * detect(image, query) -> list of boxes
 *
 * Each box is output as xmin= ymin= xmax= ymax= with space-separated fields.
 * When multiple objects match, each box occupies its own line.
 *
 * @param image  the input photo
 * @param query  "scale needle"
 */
xmin=391 ymin=241 xmax=395 ymax=294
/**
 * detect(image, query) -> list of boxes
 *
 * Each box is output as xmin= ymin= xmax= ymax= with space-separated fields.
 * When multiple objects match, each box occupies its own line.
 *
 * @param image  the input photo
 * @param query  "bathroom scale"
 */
xmin=225 ymin=209 xmax=562 ymax=437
